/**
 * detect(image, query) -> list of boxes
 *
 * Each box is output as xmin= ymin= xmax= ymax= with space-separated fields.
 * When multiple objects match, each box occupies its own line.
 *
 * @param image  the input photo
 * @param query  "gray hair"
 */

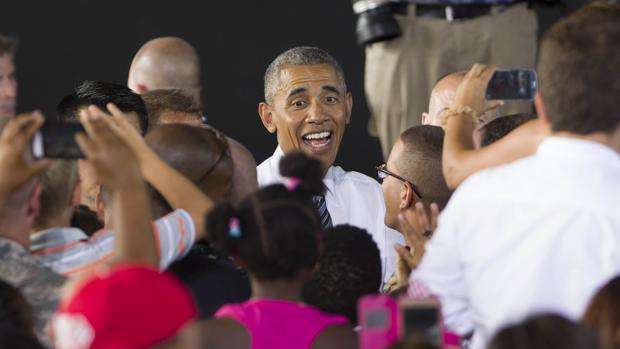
xmin=264 ymin=46 xmax=347 ymax=104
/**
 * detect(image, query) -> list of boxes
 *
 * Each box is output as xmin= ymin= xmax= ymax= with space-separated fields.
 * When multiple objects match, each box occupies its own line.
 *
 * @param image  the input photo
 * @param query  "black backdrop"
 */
xmin=2 ymin=1 xmax=580 ymax=176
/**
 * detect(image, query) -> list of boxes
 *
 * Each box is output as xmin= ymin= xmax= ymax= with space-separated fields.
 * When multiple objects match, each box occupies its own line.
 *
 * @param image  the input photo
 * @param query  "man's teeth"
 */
xmin=304 ymin=132 xmax=331 ymax=140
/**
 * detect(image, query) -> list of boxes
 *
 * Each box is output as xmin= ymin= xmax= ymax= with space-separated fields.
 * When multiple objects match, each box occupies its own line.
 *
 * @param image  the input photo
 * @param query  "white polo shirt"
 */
xmin=412 ymin=137 xmax=620 ymax=349
xmin=257 ymin=147 xmax=403 ymax=284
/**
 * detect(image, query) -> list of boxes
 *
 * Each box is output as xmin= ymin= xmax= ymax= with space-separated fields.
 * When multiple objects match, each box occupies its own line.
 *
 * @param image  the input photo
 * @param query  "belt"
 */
xmin=391 ymin=2 xmax=517 ymax=21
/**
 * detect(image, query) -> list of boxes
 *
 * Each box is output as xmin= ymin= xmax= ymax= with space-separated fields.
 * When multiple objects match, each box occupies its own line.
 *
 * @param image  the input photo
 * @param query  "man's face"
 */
xmin=381 ymin=139 xmax=406 ymax=230
xmin=259 ymin=64 xmax=352 ymax=171
xmin=0 ymin=54 xmax=17 ymax=125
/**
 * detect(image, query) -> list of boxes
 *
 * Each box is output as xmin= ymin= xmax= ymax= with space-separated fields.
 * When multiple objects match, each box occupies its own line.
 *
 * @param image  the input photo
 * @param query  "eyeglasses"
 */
xmin=376 ymin=163 xmax=423 ymax=199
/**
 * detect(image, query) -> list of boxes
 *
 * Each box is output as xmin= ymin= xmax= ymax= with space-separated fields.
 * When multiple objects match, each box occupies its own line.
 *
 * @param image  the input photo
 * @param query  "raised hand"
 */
xmin=453 ymin=63 xmax=503 ymax=119
xmin=0 ymin=112 xmax=50 ymax=198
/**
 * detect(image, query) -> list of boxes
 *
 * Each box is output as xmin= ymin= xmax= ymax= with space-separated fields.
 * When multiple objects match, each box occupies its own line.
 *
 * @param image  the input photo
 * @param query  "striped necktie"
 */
xmin=313 ymin=194 xmax=333 ymax=230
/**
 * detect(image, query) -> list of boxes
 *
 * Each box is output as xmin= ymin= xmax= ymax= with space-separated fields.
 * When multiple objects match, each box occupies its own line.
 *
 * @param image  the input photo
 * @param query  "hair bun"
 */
xmin=279 ymin=152 xmax=325 ymax=196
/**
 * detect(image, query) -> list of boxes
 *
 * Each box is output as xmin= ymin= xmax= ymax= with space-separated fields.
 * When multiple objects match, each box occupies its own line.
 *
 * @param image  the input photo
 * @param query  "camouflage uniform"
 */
xmin=0 ymin=237 xmax=66 ymax=347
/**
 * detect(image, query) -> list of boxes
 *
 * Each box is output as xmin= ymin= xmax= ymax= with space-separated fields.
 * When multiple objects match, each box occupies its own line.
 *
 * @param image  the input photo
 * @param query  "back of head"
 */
xmin=397 ymin=126 xmax=452 ymax=210
xmin=537 ymin=2 xmax=620 ymax=134
xmin=145 ymin=124 xmax=233 ymax=217
xmin=128 ymin=37 xmax=202 ymax=104
xmin=302 ymin=225 xmax=381 ymax=324
xmin=57 ymin=80 xmax=148 ymax=134
xmin=264 ymin=46 xmax=347 ymax=104
xmin=141 ymin=89 xmax=202 ymax=129
xmin=226 ymin=137 xmax=258 ymax=205
xmin=582 ymin=275 xmax=620 ymax=349
xmin=34 ymin=160 xmax=79 ymax=228
xmin=488 ymin=313 xmax=600 ymax=349
xmin=0 ymin=279 xmax=37 ymax=340
xmin=206 ymin=152 xmax=324 ymax=281
xmin=479 ymin=113 xmax=537 ymax=147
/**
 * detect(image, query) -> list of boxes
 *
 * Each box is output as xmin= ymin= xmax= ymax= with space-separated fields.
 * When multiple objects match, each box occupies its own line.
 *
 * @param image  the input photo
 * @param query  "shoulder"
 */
xmin=311 ymin=324 xmax=358 ymax=349
xmin=331 ymin=166 xmax=381 ymax=191
xmin=184 ymin=317 xmax=250 ymax=349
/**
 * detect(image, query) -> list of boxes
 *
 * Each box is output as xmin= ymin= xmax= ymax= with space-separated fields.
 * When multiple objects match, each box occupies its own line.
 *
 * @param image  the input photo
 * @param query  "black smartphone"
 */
xmin=486 ymin=69 xmax=537 ymax=100
xmin=399 ymin=298 xmax=442 ymax=346
xmin=32 ymin=120 xmax=85 ymax=159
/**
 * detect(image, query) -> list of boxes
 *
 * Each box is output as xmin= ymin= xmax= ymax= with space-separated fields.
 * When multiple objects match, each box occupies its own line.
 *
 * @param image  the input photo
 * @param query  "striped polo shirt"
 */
xmin=30 ymin=209 xmax=195 ymax=276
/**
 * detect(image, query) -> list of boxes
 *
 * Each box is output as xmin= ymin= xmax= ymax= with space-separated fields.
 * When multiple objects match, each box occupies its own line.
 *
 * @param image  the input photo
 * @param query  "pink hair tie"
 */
xmin=228 ymin=217 xmax=241 ymax=238
xmin=282 ymin=177 xmax=301 ymax=191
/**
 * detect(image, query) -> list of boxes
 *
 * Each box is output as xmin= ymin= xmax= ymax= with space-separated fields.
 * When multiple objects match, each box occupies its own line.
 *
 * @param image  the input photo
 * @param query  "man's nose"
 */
xmin=0 ymin=80 xmax=17 ymax=98
xmin=306 ymin=101 xmax=327 ymax=123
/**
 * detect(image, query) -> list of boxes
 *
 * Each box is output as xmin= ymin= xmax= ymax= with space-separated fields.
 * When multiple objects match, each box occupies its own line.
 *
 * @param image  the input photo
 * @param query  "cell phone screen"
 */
xmin=486 ymin=69 xmax=537 ymax=100
xmin=33 ymin=121 xmax=85 ymax=159
xmin=402 ymin=306 xmax=441 ymax=345
xmin=365 ymin=309 xmax=390 ymax=329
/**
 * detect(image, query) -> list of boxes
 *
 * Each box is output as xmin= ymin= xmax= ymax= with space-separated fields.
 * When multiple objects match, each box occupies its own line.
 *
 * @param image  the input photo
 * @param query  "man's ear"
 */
xmin=258 ymin=102 xmax=277 ymax=134
xmin=399 ymin=182 xmax=415 ymax=209
xmin=345 ymin=92 xmax=353 ymax=124
xmin=534 ymin=92 xmax=551 ymax=126
xmin=27 ymin=181 xmax=43 ymax=218
xmin=421 ymin=112 xmax=429 ymax=125
xmin=70 ymin=181 xmax=82 ymax=207
xmin=94 ymin=185 xmax=105 ymax=222
xmin=135 ymin=83 xmax=148 ymax=95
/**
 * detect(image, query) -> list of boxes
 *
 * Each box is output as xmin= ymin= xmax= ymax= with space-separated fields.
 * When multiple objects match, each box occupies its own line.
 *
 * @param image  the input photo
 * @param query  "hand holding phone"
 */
xmin=486 ymin=69 xmax=537 ymax=100
xmin=32 ymin=120 xmax=85 ymax=159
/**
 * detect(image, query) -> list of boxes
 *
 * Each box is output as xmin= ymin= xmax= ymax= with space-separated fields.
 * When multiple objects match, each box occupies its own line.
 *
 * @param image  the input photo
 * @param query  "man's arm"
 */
xmin=76 ymin=108 xmax=156 ymax=267
xmin=94 ymin=103 xmax=213 ymax=239
xmin=443 ymin=118 xmax=547 ymax=189
xmin=442 ymin=64 xmax=549 ymax=189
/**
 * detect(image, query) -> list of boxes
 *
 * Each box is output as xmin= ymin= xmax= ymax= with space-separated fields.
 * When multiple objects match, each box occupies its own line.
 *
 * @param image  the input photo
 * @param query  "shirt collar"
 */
xmin=270 ymin=146 xmax=335 ymax=195
xmin=30 ymin=227 xmax=88 ymax=251
xmin=537 ymin=137 xmax=620 ymax=167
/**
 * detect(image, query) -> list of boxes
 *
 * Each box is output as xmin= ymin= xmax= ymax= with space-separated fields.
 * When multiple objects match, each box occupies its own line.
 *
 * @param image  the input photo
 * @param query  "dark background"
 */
xmin=2 ymin=1 xmax=582 ymax=176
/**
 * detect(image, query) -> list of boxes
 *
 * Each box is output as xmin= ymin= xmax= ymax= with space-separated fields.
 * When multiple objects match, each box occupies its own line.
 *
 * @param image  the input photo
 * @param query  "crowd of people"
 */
xmin=0 ymin=1 xmax=619 ymax=348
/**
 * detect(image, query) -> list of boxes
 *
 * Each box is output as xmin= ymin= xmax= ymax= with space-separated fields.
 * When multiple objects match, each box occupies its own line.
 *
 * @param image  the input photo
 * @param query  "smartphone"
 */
xmin=32 ymin=120 xmax=85 ymax=159
xmin=486 ymin=69 xmax=537 ymax=100
xmin=358 ymin=294 xmax=399 ymax=349
xmin=398 ymin=298 xmax=442 ymax=346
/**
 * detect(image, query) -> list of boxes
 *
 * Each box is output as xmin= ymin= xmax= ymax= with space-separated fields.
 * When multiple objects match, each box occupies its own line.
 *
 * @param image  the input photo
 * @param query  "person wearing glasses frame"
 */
xmin=377 ymin=125 xmax=453 ymax=295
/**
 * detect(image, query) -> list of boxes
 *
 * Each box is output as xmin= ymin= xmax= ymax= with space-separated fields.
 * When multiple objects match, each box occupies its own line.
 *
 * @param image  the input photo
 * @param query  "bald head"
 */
xmin=128 ymin=37 xmax=202 ymax=105
xmin=422 ymin=71 xmax=500 ymax=127
xmin=226 ymin=137 xmax=258 ymax=205
xmin=145 ymin=124 xmax=233 ymax=217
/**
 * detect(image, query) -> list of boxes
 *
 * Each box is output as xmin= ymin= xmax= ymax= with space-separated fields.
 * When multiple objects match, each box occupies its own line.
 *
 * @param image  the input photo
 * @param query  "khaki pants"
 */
xmin=365 ymin=3 xmax=538 ymax=158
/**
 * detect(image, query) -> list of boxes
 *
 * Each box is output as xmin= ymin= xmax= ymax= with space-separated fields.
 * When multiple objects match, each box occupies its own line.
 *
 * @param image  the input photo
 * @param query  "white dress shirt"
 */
xmin=412 ymin=137 xmax=620 ymax=349
xmin=258 ymin=147 xmax=404 ymax=284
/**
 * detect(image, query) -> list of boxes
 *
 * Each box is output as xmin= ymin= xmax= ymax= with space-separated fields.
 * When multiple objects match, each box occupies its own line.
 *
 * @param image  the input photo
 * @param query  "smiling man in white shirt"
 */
xmin=256 ymin=46 xmax=402 ymax=283
xmin=411 ymin=4 xmax=620 ymax=349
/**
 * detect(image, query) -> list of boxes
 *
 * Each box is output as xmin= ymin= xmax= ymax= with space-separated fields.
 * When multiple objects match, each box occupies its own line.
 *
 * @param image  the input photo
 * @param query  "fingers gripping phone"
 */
xmin=486 ymin=69 xmax=537 ymax=100
xmin=32 ymin=120 xmax=85 ymax=159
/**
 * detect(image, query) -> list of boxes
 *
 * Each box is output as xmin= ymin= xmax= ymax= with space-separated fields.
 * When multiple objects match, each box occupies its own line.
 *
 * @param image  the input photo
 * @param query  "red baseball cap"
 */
xmin=51 ymin=264 xmax=197 ymax=349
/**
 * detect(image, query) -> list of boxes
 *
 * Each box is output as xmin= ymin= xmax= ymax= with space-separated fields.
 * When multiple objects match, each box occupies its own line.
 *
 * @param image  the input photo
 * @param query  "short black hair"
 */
xmin=479 ymin=113 xmax=537 ymax=147
xmin=0 ymin=34 xmax=17 ymax=57
xmin=398 ymin=125 xmax=452 ymax=210
xmin=302 ymin=225 xmax=382 ymax=324
xmin=206 ymin=152 xmax=325 ymax=281
xmin=0 ymin=279 xmax=41 ymax=344
xmin=57 ymin=80 xmax=148 ymax=134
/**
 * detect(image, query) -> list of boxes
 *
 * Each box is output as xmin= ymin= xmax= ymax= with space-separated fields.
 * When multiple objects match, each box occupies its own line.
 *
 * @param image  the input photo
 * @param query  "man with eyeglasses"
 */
xmin=378 ymin=125 xmax=453 ymax=293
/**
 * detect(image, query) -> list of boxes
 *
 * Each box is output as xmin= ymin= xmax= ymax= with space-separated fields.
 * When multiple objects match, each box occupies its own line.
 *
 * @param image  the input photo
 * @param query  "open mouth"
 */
xmin=302 ymin=131 xmax=332 ymax=150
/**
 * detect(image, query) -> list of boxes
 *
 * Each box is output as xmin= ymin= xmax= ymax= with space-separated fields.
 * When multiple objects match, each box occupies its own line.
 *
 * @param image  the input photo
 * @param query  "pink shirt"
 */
xmin=215 ymin=299 xmax=349 ymax=349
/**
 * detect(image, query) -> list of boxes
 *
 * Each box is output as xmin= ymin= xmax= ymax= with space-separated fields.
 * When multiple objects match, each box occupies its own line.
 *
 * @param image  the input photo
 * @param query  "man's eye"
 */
xmin=292 ymin=100 xmax=306 ymax=108
xmin=325 ymin=96 xmax=338 ymax=104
